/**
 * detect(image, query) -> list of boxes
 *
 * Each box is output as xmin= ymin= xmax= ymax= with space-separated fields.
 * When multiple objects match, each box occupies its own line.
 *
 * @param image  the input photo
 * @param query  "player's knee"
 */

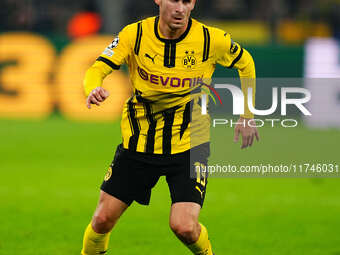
xmin=170 ymin=219 xmax=199 ymax=243
xmin=92 ymin=213 xmax=114 ymax=234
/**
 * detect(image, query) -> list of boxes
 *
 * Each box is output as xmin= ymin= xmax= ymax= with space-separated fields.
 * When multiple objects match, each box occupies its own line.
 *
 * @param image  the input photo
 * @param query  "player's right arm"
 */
xmin=84 ymin=62 xmax=112 ymax=109
xmin=83 ymin=24 xmax=134 ymax=109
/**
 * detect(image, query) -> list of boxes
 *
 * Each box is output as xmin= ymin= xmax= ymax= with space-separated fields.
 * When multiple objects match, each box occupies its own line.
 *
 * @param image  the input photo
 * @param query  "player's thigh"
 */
xmin=101 ymin=144 xmax=161 ymax=206
xmin=166 ymin=158 xmax=209 ymax=207
xmin=92 ymin=190 xmax=129 ymax=231
xmin=166 ymin=143 xmax=210 ymax=207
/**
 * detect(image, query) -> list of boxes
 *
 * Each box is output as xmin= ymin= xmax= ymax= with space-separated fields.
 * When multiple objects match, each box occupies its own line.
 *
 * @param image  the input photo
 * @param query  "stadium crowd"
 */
xmin=1 ymin=0 xmax=340 ymax=39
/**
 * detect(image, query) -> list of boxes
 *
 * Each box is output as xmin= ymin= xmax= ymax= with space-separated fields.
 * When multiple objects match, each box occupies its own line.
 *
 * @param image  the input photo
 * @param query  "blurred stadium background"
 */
xmin=1 ymin=1 xmax=340 ymax=254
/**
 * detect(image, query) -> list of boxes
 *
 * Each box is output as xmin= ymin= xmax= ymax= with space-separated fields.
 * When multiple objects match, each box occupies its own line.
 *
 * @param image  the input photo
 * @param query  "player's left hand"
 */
xmin=234 ymin=117 xmax=260 ymax=149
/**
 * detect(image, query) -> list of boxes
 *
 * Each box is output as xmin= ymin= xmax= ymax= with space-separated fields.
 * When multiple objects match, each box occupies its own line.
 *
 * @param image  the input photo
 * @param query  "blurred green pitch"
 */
xmin=1 ymin=116 xmax=340 ymax=255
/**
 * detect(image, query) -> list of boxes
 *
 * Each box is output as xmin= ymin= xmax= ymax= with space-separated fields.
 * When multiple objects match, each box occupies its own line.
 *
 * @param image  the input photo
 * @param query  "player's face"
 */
xmin=155 ymin=0 xmax=196 ymax=30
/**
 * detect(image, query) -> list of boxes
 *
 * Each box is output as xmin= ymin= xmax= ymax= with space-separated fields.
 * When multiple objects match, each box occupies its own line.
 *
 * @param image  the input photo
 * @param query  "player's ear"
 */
xmin=190 ymin=0 xmax=196 ymax=11
xmin=154 ymin=0 xmax=161 ymax=7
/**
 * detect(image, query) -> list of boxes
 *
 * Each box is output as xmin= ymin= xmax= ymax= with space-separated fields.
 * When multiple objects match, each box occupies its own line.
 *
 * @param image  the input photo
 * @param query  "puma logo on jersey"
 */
xmin=145 ymin=53 xmax=158 ymax=63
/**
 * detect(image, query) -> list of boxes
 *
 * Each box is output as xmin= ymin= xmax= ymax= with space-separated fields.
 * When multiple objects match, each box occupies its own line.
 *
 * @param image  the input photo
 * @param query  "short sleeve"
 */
xmin=97 ymin=24 xmax=134 ymax=70
xmin=212 ymin=27 xmax=256 ymax=118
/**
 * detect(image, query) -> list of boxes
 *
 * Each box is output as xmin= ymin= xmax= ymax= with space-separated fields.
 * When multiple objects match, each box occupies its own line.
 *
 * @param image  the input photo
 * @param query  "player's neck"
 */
xmin=158 ymin=16 xmax=188 ymax=40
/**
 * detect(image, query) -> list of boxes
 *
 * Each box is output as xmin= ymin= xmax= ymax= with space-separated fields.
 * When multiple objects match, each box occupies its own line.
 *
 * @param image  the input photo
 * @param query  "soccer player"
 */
xmin=81 ymin=0 xmax=259 ymax=254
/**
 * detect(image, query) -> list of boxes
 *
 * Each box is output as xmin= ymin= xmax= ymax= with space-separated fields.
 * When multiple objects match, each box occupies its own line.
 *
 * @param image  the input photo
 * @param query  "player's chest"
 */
xmin=133 ymin=38 xmax=213 ymax=75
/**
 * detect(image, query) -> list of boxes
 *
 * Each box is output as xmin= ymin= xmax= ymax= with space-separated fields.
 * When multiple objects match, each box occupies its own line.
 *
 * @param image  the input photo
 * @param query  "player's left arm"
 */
xmin=213 ymin=28 xmax=259 ymax=149
xmin=230 ymin=41 xmax=260 ymax=149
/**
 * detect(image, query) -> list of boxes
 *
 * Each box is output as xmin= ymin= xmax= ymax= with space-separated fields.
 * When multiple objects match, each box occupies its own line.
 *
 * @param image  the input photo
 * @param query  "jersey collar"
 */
xmin=154 ymin=16 xmax=192 ymax=44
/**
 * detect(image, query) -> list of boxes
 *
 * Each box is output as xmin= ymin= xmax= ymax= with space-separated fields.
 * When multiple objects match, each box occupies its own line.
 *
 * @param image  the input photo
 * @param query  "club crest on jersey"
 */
xmin=182 ymin=50 xmax=196 ymax=69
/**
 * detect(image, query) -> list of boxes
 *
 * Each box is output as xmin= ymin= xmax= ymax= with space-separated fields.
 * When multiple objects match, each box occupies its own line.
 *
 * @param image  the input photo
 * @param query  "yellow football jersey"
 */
xmin=85 ymin=16 xmax=256 ymax=154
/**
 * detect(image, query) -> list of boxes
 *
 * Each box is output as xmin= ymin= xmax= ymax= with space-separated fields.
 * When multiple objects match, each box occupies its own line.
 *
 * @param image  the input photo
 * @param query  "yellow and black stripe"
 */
xmin=180 ymin=101 xmax=192 ymax=139
xmin=227 ymin=47 xmax=244 ymax=69
xmin=127 ymin=98 xmax=140 ymax=152
xmin=126 ymin=98 xmax=193 ymax=154
xmin=154 ymin=16 xmax=192 ymax=68
xmin=134 ymin=22 xmax=143 ymax=55
xmin=143 ymin=102 xmax=157 ymax=153
xmin=161 ymin=107 xmax=176 ymax=154
xmin=96 ymin=56 xmax=121 ymax=70
xmin=202 ymin=26 xmax=210 ymax=62
xmin=164 ymin=42 xmax=176 ymax=68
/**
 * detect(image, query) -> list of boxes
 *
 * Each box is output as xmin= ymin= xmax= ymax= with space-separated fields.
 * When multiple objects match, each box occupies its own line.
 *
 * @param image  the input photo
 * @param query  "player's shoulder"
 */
xmin=140 ymin=16 xmax=157 ymax=26
xmin=119 ymin=20 xmax=139 ymax=36
xmin=192 ymin=19 xmax=232 ymax=52
xmin=191 ymin=18 xmax=229 ymax=37
xmin=121 ymin=16 xmax=156 ymax=34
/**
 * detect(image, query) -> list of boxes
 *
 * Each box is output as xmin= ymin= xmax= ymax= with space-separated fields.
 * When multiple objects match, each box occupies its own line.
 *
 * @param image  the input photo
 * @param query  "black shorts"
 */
xmin=100 ymin=143 xmax=210 ymax=207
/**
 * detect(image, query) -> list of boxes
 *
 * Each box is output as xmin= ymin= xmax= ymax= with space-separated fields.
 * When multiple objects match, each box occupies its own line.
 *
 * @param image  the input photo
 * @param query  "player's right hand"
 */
xmin=86 ymin=87 xmax=110 ymax=109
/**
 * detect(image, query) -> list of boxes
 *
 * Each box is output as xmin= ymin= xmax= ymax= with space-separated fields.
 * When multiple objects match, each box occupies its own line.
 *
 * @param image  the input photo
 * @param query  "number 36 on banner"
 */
xmin=0 ymin=33 xmax=130 ymax=121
